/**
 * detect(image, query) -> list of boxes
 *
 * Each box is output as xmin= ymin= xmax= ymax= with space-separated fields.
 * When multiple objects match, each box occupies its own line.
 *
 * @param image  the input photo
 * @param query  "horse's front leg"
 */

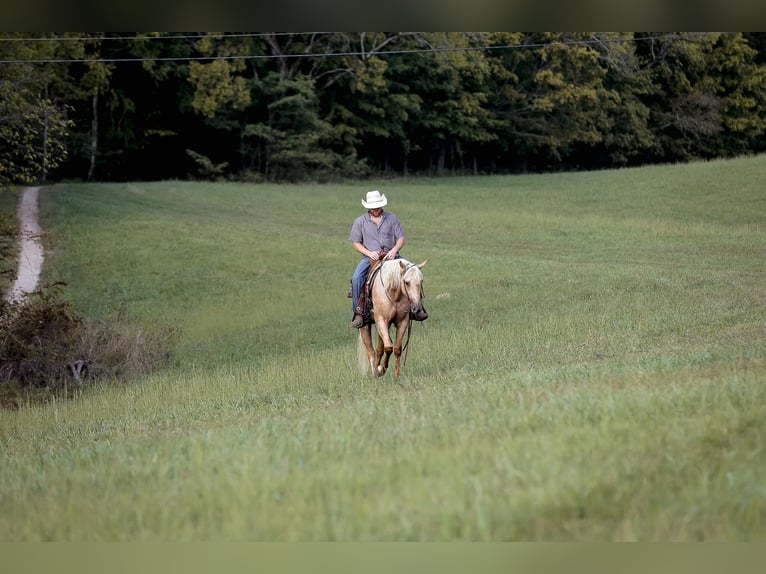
xmin=393 ymin=316 xmax=409 ymax=377
xmin=375 ymin=320 xmax=394 ymax=377
xmin=374 ymin=332 xmax=386 ymax=377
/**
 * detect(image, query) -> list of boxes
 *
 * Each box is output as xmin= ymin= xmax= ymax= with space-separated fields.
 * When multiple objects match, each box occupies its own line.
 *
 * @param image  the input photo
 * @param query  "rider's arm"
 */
xmin=353 ymin=242 xmax=379 ymax=260
xmin=384 ymin=236 xmax=405 ymax=260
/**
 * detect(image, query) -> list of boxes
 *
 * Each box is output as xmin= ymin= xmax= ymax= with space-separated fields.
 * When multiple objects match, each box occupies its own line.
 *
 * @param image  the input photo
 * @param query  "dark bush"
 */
xmin=0 ymin=284 xmax=82 ymax=388
xmin=1 ymin=284 xmax=179 ymax=409
xmin=0 ymin=210 xmax=17 ymax=290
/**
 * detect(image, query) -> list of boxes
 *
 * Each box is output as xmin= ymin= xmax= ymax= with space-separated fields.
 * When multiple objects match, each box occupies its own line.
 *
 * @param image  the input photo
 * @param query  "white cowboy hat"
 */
xmin=361 ymin=190 xmax=387 ymax=209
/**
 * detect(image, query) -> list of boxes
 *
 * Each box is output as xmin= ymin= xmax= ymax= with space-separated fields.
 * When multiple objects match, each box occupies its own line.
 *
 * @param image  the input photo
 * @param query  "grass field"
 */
xmin=1 ymin=155 xmax=765 ymax=540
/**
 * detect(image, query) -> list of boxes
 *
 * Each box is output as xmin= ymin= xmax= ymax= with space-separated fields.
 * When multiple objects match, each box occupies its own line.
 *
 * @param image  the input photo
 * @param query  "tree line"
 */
xmin=2 ymin=32 xmax=765 ymax=186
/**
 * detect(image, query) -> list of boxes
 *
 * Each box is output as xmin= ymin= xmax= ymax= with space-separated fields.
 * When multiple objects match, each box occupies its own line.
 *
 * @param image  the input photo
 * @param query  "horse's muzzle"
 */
xmin=411 ymin=306 xmax=428 ymax=321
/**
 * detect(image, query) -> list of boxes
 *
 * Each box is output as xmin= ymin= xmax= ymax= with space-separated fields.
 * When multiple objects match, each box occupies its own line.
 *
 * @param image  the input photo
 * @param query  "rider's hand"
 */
xmin=369 ymin=251 xmax=380 ymax=261
xmin=383 ymin=250 xmax=397 ymax=260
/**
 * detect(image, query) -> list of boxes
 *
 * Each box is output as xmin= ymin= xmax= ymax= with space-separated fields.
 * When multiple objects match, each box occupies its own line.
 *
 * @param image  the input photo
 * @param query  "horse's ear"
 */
xmin=399 ymin=260 xmax=408 ymax=274
xmin=417 ymin=260 xmax=428 ymax=269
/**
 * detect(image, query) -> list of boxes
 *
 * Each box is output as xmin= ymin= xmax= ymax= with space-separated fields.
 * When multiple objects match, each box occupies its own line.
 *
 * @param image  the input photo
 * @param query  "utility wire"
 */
xmin=0 ymin=32 xmax=730 ymax=65
xmin=0 ymin=32 xmax=334 ymax=42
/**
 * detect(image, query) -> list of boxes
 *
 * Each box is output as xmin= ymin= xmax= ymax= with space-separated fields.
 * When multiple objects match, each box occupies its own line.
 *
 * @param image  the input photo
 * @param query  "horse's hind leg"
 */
xmin=359 ymin=326 xmax=378 ymax=378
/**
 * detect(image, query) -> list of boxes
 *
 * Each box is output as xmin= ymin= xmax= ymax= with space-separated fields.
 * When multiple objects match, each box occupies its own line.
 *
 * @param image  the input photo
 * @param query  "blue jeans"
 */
xmin=351 ymin=257 xmax=371 ymax=313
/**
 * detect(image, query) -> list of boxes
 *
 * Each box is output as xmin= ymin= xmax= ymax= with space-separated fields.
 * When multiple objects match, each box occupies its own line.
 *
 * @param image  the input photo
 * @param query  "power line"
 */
xmin=0 ymin=32 xmax=334 ymax=43
xmin=0 ymin=32 xmax=730 ymax=65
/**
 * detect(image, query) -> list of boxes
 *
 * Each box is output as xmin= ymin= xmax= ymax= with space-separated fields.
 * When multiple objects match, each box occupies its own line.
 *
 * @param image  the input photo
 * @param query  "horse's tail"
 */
xmin=357 ymin=331 xmax=370 ymax=374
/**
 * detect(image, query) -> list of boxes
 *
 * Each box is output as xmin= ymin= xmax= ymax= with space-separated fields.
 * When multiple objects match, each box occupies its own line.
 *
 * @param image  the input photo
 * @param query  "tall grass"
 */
xmin=1 ymin=156 xmax=765 ymax=540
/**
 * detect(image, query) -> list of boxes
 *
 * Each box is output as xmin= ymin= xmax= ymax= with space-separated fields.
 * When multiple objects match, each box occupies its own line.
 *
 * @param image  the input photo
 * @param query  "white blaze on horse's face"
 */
xmin=402 ymin=260 xmax=428 ymax=321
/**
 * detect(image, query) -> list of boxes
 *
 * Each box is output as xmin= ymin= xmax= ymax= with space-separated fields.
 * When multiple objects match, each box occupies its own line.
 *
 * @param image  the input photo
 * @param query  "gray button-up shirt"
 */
xmin=348 ymin=211 xmax=404 ymax=253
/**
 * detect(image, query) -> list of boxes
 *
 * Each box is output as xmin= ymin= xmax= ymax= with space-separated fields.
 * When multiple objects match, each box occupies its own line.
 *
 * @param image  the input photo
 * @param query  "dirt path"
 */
xmin=6 ymin=186 xmax=43 ymax=303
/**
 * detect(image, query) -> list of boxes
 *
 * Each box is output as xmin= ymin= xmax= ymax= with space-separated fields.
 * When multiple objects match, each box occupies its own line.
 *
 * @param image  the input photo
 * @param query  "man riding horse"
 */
xmin=347 ymin=190 xmax=405 ymax=328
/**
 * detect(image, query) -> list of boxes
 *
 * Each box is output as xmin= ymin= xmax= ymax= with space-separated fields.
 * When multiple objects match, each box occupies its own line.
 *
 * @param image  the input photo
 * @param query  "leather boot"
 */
xmin=349 ymin=313 xmax=364 ymax=328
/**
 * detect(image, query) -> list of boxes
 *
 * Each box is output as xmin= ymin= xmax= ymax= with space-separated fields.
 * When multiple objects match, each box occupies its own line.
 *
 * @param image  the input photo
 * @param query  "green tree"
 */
xmin=324 ymin=33 xmax=498 ymax=175
xmin=485 ymin=32 xmax=622 ymax=171
xmin=257 ymin=72 xmax=357 ymax=181
xmin=4 ymin=32 xmax=764 ymax=182
xmin=0 ymin=33 xmax=73 ymax=187
xmin=704 ymin=33 xmax=766 ymax=157
xmin=185 ymin=33 xmax=368 ymax=181
xmin=633 ymin=32 xmax=755 ymax=161
xmin=409 ymin=33 xmax=498 ymax=174
xmin=578 ymin=33 xmax=653 ymax=167
xmin=325 ymin=32 xmax=424 ymax=174
xmin=58 ymin=34 xmax=114 ymax=181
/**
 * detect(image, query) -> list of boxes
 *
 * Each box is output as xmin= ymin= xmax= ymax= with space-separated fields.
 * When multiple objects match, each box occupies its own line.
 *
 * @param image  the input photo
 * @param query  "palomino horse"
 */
xmin=358 ymin=258 xmax=428 ymax=378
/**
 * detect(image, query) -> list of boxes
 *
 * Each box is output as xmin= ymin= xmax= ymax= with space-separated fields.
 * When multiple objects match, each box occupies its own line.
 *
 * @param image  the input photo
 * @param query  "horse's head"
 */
xmin=400 ymin=259 xmax=428 ymax=321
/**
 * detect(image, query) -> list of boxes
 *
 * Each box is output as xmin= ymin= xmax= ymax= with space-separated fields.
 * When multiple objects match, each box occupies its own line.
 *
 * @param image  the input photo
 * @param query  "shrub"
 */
xmin=0 ymin=210 xmax=17 ymax=292
xmin=75 ymin=309 xmax=179 ymax=381
xmin=0 ymin=284 xmax=179 ymax=408
xmin=0 ymin=284 xmax=82 ymax=388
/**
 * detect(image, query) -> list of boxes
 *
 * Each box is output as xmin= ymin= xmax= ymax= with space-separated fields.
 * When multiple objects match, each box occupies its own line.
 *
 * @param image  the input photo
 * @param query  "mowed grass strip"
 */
xmin=2 ymin=155 xmax=765 ymax=540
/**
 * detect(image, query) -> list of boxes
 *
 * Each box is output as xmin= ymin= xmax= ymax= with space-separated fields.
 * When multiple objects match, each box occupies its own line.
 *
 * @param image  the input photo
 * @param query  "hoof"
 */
xmin=376 ymin=365 xmax=386 ymax=377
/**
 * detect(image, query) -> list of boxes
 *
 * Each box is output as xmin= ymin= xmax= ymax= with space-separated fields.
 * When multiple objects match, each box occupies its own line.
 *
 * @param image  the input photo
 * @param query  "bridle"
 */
xmin=377 ymin=261 xmax=424 ymax=308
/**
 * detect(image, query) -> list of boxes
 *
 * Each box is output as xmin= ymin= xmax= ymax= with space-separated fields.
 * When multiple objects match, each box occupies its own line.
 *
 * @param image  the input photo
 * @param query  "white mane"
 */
xmin=379 ymin=258 xmax=421 ymax=295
